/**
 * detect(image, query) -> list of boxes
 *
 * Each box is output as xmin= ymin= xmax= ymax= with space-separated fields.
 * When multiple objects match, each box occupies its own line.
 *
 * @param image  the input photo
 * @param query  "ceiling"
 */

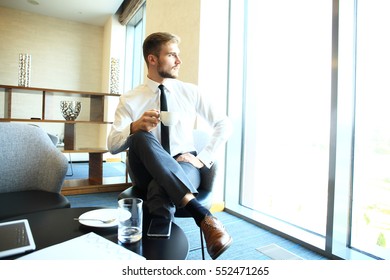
xmin=0 ymin=0 xmax=124 ymax=26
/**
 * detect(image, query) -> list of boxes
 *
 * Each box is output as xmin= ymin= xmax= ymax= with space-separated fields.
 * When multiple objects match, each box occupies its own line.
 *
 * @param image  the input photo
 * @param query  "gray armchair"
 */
xmin=0 ymin=123 xmax=70 ymax=220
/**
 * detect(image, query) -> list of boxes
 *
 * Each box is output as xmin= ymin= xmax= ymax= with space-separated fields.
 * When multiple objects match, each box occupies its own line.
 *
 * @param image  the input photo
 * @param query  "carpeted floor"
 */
xmin=66 ymin=192 xmax=328 ymax=260
xmin=176 ymin=211 xmax=327 ymax=260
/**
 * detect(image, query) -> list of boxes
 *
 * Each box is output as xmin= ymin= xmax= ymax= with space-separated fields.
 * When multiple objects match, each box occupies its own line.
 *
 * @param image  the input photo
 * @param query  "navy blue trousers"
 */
xmin=127 ymin=131 xmax=201 ymax=219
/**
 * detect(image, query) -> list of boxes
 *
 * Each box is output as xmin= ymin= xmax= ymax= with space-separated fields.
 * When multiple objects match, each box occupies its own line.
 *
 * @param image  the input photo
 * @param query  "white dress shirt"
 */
xmin=107 ymin=77 xmax=232 ymax=169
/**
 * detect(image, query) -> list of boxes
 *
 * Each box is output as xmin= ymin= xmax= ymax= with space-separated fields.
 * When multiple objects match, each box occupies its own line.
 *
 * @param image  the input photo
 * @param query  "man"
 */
xmin=107 ymin=32 xmax=232 ymax=259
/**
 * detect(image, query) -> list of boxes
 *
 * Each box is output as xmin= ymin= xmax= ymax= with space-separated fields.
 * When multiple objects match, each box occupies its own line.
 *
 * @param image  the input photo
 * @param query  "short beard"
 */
xmin=158 ymin=69 xmax=177 ymax=79
xmin=157 ymin=60 xmax=179 ymax=79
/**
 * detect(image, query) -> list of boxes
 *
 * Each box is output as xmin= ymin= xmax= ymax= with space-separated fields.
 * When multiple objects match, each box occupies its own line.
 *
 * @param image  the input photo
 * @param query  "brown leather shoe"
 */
xmin=200 ymin=215 xmax=233 ymax=259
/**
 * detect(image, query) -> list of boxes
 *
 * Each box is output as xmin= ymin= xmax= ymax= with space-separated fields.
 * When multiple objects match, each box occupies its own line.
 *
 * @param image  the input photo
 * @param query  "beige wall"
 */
xmin=145 ymin=0 xmax=201 ymax=84
xmin=0 ymin=7 xmax=103 ymax=91
xmin=144 ymin=0 xmax=229 ymax=117
xmin=101 ymin=16 xmax=126 ymax=152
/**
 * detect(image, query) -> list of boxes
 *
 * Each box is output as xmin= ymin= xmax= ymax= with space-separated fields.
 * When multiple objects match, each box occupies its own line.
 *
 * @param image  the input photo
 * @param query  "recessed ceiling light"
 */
xmin=27 ymin=0 xmax=40 ymax=5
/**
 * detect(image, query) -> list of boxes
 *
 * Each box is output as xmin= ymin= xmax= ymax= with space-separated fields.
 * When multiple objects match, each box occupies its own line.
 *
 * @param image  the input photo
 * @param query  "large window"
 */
xmin=350 ymin=0 xmax=390 ymax=259
xmin=242 ymin=0 xmax=331 ymax=237
xmin=124 ymin=4 xmax=146 ymax=92
xmin=226 ymin=0 xmax=390 ymax=259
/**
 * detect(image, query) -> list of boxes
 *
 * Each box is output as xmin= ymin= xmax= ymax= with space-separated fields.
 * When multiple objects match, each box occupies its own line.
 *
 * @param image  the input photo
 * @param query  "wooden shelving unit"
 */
xmin=0 ymin=84 xmax=131 ymax=195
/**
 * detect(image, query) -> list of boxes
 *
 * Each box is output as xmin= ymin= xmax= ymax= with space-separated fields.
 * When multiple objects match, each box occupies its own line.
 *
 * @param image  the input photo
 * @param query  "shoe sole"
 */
xmin=210 ymin=236 xmax=233 ymax=260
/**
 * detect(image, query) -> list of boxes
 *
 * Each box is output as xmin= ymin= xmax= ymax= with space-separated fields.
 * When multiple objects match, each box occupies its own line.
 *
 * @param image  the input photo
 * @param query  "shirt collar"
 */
xmin=146 ymin=77 xmax=160 ymax=94
xmin=146 ymin=77 xmax=175 ymax=94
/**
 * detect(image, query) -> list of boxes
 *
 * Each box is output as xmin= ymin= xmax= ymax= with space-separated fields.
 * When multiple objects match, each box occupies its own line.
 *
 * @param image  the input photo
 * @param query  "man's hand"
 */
xmin=176 ymin=152 xmax=205 ymax=169
xmin=131 ymin=109 xmax=159 ymax=133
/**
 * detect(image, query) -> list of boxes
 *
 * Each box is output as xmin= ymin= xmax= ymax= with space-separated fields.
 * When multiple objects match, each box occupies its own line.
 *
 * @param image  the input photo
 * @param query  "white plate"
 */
xmin=77 ymin=209 xmax=119 ymax=228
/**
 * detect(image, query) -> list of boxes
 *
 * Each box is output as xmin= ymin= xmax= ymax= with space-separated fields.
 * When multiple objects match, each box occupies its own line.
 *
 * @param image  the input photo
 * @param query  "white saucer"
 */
xmin=77 ymin=209 xmax=119 ymax=228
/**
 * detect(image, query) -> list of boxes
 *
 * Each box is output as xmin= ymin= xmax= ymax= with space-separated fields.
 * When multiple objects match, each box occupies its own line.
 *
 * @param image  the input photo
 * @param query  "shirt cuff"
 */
xmin=197 ymin=150 xmax=214 ymax=169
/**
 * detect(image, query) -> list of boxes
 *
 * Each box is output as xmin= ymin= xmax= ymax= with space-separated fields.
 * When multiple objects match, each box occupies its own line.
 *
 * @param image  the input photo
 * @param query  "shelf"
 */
xmin=0 ymin=84 xmax=124 ymax=195
xmin=61 ymin=149 xmax=108 ymax=153
xmin=61 ymin=179 xmax=131 ymax=196
xmin=61 ymin=162 xmax=131 ymax=195
xmin=0 ymin=84 xmax=120 ymax=97
xmin=0 ymin=118 xmax=113 ymax=124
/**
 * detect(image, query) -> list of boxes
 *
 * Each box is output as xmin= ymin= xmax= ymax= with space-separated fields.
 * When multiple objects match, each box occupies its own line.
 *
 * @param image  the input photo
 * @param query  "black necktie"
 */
xmin=159 ymin=84 xmax=170 ymax=153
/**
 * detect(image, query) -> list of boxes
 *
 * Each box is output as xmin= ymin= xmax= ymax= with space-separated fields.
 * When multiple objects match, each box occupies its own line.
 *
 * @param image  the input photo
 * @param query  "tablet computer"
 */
xmin=0 ymin=219 xmax=36 ymax=258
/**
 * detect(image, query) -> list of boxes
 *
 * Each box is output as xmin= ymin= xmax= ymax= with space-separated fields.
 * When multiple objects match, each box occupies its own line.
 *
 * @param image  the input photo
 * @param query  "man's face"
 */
xmin=156 ymin=42 xmax=182 ymax=79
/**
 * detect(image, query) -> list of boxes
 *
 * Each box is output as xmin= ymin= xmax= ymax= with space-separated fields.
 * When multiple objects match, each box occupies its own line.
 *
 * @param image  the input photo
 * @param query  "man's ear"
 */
xmin=147 ymin=54 xmax=158 ymax=66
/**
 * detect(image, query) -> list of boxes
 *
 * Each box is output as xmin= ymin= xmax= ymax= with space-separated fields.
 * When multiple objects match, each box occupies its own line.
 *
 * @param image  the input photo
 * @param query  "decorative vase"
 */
xmin=110 ymin=57 xmax=120 ymax=94
xmin=60 ymin=101 xmax=81 ymax=121
xmin=18 ymin=53 xmax=31 ymax=87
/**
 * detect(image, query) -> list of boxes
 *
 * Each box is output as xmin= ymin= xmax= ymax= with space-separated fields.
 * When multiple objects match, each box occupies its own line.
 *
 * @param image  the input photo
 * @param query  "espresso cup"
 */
xmin=160 ymin=111 xmax=179 ymax=126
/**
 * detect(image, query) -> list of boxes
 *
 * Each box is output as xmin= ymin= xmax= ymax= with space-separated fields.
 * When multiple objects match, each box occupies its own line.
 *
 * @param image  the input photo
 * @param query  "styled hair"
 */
xmin=143 ymin=32 xmax=180 ymax=66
